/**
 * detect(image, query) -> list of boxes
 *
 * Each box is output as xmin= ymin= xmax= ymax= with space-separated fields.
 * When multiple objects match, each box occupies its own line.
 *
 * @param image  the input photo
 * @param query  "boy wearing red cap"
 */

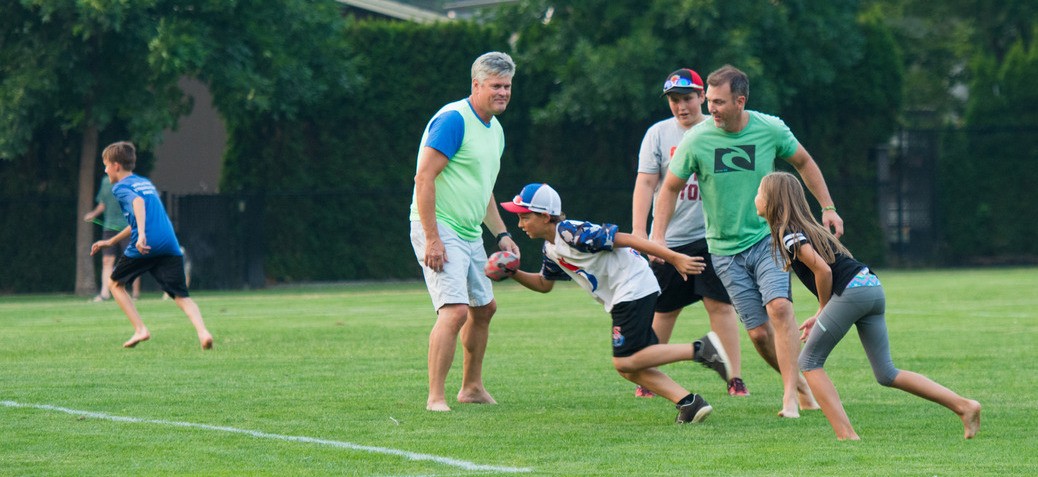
xmin=497 ymin=182 xmax=729 ymax=424
xmin=632 ymin=68 xmax=747 ymax=398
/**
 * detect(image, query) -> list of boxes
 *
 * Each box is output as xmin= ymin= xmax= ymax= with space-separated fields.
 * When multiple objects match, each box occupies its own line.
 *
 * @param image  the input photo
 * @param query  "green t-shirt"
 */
xmin=409 ymin=99 xmax=505 ymax=241
xmin=95 ymin=176 xmax=128 ymax=230
xmin=669 ymin=111 xmax=799 ymax=255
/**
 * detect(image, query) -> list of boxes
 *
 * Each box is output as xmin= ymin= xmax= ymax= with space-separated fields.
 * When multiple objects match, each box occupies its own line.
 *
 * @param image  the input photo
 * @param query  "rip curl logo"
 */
xmin=714 ymin=145 xmax=756 ymax=173
xmin=612 ymin=326 xmax=625 ymax=348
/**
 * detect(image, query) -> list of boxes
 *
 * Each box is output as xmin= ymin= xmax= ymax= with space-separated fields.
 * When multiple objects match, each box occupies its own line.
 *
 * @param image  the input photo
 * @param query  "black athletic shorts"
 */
xmin=652 ymin=239 xmax=730 ymax=313
xmin=610 ymin=293 xmax=660 ymax=358
xmin=111 ymin=254 xmax=190 ymax=298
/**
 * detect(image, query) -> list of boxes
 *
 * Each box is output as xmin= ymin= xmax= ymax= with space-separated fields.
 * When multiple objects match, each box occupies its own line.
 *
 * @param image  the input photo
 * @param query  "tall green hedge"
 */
xmin=220 ymin=21 xmax=513 ymax=282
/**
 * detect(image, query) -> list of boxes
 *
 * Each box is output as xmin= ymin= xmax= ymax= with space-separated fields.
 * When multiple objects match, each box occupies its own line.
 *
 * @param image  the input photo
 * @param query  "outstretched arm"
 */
xmin=90 ymin=226 xmax=131 ymax=256
xmin=785 ymin=144 xmax=844 ymax=238
xmin=614 ymin=232 xmax=704 ymax=278
xmin=510 ymin=269 xmax=555 ymax=293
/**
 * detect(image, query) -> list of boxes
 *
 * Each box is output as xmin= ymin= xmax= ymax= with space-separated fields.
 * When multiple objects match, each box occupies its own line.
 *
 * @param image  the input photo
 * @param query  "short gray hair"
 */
xmin=471 ymin=51 xmax=515 ymax=82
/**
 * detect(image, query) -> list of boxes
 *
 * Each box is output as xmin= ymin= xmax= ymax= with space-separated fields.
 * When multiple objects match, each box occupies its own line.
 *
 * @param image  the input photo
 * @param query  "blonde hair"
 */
xmin=758 ymin=171 xmax=850 ymax=270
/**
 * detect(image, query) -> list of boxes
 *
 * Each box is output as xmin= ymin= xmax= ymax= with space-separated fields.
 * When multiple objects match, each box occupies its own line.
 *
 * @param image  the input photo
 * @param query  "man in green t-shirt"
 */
xmin=653 ymin=65 xmax=844 ymax=418
xmin=409 ymin=52 xmax=520 ymax=412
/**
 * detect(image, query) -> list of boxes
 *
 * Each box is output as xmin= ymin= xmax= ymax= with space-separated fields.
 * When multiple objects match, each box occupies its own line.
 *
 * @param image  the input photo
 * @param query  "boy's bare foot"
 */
xmin=457 ymin=389 xmax=496 ymax=404
xmin=123 ymin=333 xmax=150 ymax=348
xmin=200 ymin=334 xmax=214 ymax=350
xmin=961 ymin=399 xmax=981 ymax=439
xmin=427 ymin=401 xmax=451 ymax=412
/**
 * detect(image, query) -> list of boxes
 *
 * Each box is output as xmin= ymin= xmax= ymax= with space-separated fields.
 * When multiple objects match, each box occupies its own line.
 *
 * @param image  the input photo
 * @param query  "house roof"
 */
xmin=336 ymin=0 xmax=448 ymax=23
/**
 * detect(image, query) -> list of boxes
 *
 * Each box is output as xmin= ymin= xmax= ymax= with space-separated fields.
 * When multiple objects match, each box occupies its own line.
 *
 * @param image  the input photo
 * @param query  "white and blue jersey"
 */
xmin=112 ymin=174 xmax=183 ymax=258
xmin=540 ymin=220 xmax=660 ymax=312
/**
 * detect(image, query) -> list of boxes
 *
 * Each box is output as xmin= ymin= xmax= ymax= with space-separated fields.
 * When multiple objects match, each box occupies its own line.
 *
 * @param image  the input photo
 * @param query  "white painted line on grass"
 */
xmin=2 ymin=400 xmax=531 ymax=474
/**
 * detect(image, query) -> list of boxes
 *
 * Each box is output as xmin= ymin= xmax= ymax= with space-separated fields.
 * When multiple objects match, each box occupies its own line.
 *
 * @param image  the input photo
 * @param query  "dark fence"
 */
xmin=2 ymin=125 xmax=1034 ymax=294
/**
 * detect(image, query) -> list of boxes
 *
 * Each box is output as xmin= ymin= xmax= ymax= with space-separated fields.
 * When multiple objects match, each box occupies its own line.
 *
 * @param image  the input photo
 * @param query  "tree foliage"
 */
xmin=938 ymin=25 xmax=1038 ymax=261
xmin=0 ymin=0 xmax=355 ymax=293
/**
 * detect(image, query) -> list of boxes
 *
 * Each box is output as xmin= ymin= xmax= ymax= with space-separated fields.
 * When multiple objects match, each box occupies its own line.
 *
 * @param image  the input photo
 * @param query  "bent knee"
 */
xmin=799 ymin=354 xmax=824 ymax=373
xmin=613 ymin=359 xmax=637 ymax=375
xmin=876 ymin=368 xmax=900 ymax=387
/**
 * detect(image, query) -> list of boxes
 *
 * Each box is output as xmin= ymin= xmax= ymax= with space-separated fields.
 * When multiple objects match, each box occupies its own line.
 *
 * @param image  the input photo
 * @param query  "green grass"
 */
xmin=1 ymin=268 xmax=1036 ymax=476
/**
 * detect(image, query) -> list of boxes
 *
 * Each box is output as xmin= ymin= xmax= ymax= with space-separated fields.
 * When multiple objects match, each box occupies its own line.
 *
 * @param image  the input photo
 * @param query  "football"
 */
xmin=484 ymin=251 xmax=520 ymax=281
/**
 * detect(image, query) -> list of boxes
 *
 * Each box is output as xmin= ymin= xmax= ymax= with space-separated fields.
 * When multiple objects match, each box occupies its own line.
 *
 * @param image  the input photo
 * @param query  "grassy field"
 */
xmin=1 ymin=267 xmax=1036 ymax=476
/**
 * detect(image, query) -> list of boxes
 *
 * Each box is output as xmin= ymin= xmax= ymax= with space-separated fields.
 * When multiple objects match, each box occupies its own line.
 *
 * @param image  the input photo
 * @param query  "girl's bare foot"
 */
xmin=961 ymin=399 xmax=981 ymax=439
xmin=123 ymin=332 xmax=150 ymax=348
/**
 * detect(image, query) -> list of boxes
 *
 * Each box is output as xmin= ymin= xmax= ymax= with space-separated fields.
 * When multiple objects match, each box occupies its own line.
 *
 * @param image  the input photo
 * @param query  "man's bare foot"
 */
xmin=778 ymin=408 xmax=800 ymax=418
xmin=427 ymin=401 xmax=451 ymax=412
xmin=961 ymin=399 xmax=981 ymax=439
xmin=200 ymin=334 xmax=213 ymax=350
xmin=123 ymin=333 xmax=150 ymax=348
xmin=457 ymin=389 xmax=496 ymax=404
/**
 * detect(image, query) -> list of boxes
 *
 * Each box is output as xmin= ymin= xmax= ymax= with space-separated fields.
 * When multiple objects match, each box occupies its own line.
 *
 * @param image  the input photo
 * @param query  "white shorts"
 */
xmin=410 ymin=221 xmax=495 ymax=311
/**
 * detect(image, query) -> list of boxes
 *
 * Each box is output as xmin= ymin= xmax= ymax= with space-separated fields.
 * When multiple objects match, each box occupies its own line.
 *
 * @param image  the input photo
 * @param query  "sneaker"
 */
xmin=675 ymin=394 xmax=713 ymax=424
xmin=693 ymin=331 xmax=732 ymax=382
xmin=727 ymin=377 xmax=749 ymax=396
xmin=634 ymin=386 xmax=655 ymax=398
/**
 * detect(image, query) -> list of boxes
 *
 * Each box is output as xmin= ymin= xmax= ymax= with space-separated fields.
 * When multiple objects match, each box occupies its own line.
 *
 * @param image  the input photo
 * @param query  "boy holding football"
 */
xmin=495 ymin=182 xmax=729 ymax=423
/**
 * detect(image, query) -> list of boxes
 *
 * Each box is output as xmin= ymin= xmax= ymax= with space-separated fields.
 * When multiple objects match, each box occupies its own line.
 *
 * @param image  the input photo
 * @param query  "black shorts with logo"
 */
xmin=610 ymin=293 xmax=660 ymax=358
xmin=111 ymin=254 xmax=190 ymax=298
xmin=652 ymin=239 xmax=730 ymax=313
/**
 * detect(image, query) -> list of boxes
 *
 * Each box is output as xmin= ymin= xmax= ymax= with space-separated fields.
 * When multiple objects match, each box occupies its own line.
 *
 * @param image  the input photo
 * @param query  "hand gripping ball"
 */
xmin=484 ymin=251 xmax=519 ymax=281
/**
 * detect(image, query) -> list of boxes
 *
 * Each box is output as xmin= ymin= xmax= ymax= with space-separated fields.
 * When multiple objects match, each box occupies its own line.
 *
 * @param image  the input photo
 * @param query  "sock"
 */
xmin=677 ymin=393 xmax=697 ymax=406
xmin=693 ymin=341 xmax=702 ymax=357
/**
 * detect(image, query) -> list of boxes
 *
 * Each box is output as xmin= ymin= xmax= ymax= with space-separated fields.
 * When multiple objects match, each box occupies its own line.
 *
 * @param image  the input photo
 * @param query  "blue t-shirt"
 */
xmin=111 ymin=174 xmax=182 ymax=258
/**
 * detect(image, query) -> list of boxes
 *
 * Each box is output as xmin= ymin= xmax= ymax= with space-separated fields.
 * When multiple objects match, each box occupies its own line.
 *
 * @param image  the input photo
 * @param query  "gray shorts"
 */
xmin=410 ymin=221 xmax=494 ymax=311
xmin=712 ymin=236 xmax=792 ymax=330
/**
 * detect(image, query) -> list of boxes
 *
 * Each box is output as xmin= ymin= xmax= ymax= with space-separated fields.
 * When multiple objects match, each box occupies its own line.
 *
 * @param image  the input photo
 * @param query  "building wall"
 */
xmin=151 ymin=77 xmax=227 ymax=194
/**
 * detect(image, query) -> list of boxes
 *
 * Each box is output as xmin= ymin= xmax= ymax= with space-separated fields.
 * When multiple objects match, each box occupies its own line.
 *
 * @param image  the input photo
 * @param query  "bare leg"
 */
xmin=616 ymin=366 xmax=690 ymax=403
xmin=615 ymin=343 xmax=695 ymax=372
xmin=890 ymin=371 xmax=981 ymax=439
xmin=173 ymin=296 xmax=213 ymax=349
xmin=99 ymin=255 xmax=116 ymax=299
xmin=804 ymin=369 xmax=859 ymax=440
xmin=457 ymin=301 xmax=497 ymax=405
xmin=131 ymin=278 xmax=141 ymax=300
xmin=111 ymin=280 xmax=149 ymax=347
xmin=703 ymin=297 xmax=742 ymax=380
xmin=427 ymin=304 xmax=467 ymax=411
xmin=745 ymin=322 xmax=815 ymax=413
xmin=766 ymin=299 xmax=815 ymax=417
xmin=651 ymin=309 xmax=681 ymax=344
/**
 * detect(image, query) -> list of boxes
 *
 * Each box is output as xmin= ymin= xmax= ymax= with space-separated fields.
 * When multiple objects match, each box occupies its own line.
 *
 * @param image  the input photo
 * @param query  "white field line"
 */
xmin=2 ymin=400 xmax=531 ymax=474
